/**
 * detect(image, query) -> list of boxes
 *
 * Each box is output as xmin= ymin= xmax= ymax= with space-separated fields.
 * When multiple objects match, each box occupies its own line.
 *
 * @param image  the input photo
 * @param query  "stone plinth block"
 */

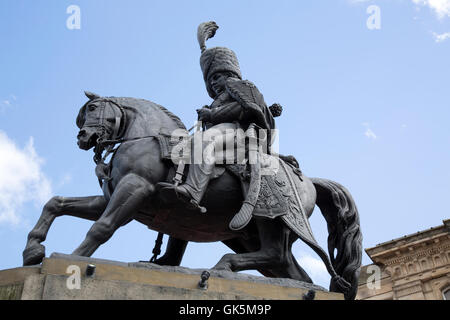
xmin=0 ymin=253 xmax=343 ymax=300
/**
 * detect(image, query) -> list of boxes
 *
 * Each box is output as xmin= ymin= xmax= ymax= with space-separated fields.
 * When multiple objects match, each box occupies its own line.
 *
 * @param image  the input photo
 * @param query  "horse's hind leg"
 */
xmin=265 ymin=253 xmax=313 ymax=283
xmin=153 ymin=237 xmax=188 ymax=266
xmin=213 ymin=218 xmax=296 ymax=274
xmin=23 ymin=196 xmax=107 ymax=266
xmin=222 ymin=233 xmax=312 ymax=283
xmin=266 ymin=230 xmax=313 ymax=282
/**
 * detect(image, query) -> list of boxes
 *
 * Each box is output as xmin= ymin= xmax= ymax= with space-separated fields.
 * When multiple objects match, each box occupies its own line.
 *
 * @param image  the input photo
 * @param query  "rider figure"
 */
xmin=159 ymin=22 xmax=276 ymax=215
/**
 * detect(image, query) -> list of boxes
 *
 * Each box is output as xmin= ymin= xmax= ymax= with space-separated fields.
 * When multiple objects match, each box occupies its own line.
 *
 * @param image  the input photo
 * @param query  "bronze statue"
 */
xmin=22 ymin=22 xmax=362 ymax=300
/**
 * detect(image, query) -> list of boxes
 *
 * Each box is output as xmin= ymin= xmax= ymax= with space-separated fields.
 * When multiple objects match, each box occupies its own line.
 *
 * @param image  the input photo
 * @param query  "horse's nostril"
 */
xmin=78 ymin=130 xmax=86 ymax=138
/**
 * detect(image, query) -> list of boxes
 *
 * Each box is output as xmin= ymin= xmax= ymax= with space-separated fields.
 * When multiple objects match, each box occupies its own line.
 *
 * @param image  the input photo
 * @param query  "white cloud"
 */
xmin=0 ymin=131 xmax=52 ymax=225
xmin=362 ymin=123 xmax=377 ymax=140
xmin=1 ymin=95 xmax=17 ymax=111
xmin=432 ymin=31 xmax=450 ymax=42
xmin=57 ymin=173 xmax=72 ymax=188
xmin=297 ymin=251 xmax=329 ymax=286
xmin=365 ymin=128 xmax=377 ymax=140
xmin=348 ymin=0 xmax=450 ymax=18
xmin=412 ymin=0 xmax=450 ymax=18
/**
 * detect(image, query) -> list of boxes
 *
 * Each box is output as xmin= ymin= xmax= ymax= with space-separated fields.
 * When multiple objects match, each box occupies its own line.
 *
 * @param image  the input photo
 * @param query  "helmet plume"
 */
xmin=197 ymin=21 xmax=219 ymax=53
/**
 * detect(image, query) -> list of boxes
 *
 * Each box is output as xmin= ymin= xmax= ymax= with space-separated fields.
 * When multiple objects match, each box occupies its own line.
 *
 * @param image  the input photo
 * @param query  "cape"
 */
xmin=225 ymin=79 xmax=275 ymax=132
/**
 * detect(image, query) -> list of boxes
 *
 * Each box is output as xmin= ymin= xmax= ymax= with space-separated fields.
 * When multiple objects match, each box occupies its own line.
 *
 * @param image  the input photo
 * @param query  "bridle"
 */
xmin=83 ymin=98 xmax=127 ymax=165
xmin=85 ymin=98 xmax=160 ymax=166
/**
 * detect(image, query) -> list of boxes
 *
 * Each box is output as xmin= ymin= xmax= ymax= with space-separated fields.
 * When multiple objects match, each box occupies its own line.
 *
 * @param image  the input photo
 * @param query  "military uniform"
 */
xmin=160 ymin=22 xmax=276 ymax=225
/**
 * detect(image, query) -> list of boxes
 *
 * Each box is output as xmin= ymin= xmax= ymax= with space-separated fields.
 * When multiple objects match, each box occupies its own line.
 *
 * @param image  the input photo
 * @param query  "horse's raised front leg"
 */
xmin=23 ymin=196 xmax=107 ymax=266
xmin=72 ymin=173 xmax=154 ymax=257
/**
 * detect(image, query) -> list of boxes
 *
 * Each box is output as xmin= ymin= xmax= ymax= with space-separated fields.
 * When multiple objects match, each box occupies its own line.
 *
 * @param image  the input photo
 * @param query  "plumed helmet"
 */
xmin=197 ymin=22 xmax=242 ymax=98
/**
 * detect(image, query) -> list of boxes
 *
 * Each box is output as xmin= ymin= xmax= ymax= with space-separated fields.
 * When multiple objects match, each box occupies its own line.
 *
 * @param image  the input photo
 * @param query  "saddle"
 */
xmin=157 ymin=134 xmax=310 ymax=224
xmin=156 ymin=133 xmax=226 ymax=181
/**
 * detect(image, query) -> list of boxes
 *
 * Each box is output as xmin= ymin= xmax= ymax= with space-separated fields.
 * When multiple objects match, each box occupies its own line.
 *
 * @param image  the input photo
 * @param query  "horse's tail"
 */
xmin=311 ymin=178 xmax=363 ymax=300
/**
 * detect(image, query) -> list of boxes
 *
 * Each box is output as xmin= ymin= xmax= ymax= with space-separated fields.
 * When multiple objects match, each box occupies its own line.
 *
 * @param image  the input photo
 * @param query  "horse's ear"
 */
xmin=85 ymin=91 xmax=101 ymax=100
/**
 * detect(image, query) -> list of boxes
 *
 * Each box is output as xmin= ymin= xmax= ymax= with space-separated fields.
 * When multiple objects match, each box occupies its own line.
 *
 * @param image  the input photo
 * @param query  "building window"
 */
xmin=408 ymin=263 xmax=416 ymax=273
xmin=434 ymin=256 xmax=442 ymax=267
xmin=420 ymin=260 xmax=427 ymax=270
xmin=443 ymin=287 xmax=450 ymax=300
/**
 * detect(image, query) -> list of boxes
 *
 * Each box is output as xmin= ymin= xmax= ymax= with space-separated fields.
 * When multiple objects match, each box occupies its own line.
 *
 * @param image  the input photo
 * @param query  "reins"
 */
xmin=90 ymin=99 xmax=163 ymax=167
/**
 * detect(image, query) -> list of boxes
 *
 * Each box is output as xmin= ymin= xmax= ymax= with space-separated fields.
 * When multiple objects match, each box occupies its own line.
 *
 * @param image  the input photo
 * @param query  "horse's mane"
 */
xmin=156 ymin=104 xmax=186 ymax=130
xmin=76 ymin=97 xmax=186 ymax=130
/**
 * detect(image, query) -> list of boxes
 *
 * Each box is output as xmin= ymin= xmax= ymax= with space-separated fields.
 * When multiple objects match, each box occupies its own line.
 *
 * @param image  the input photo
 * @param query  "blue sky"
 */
xmin=0 ymin=0 xmax=449 ymax=288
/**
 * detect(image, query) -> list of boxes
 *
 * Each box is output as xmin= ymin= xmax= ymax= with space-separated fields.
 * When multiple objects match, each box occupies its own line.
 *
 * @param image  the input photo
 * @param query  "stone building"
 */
xmin=357 ymin=219 xmax=450 ymax=300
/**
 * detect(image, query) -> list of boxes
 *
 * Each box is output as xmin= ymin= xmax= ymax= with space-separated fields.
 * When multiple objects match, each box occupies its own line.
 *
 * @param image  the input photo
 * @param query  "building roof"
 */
xmin=365 ymin=219 xmax=450 ymax=264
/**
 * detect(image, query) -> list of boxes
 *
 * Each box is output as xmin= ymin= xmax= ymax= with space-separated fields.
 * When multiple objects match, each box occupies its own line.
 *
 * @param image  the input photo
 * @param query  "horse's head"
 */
xmin=76 ymin=91 xmax=125 ymax=150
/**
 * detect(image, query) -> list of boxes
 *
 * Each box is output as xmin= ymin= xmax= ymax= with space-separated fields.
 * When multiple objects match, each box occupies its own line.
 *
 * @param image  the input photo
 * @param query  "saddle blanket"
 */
xmin=253 ymin=155 xmax=319 ymax=248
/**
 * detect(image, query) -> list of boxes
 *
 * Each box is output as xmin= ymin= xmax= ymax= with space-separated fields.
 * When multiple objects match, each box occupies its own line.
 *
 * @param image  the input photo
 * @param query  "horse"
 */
xmin=23 ymin=92 xmax=362 ymax=299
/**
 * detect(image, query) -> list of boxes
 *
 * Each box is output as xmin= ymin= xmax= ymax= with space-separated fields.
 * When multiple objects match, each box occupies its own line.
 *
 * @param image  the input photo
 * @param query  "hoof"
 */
xmin=212 ymin=262 xmax=232 ymax=272
xmin=152 ymin=256 xmax=170 ymax=266
xmin=23 ymin=243 xmax=45 ymax=266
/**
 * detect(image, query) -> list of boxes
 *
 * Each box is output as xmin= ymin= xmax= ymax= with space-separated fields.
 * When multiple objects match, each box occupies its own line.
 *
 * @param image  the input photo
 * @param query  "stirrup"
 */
xmin=188 ymin=199 xmax=207 ymax=214
xmin=157 ymin=183 xmax=207 ymax=214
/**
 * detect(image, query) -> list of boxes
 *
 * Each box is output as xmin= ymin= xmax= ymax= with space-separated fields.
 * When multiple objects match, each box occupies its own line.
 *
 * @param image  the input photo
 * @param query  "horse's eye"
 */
xmin=88 ymin=105 xmax=96 ymax=111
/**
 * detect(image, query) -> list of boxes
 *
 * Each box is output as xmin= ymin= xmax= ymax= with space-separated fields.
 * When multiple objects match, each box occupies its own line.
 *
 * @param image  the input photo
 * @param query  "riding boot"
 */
xmin=158 ymin=141 xmax=216 ymax=212
xmin=181 ymin=161 xmax=215 ymax=204
xmin=157 ymin=161 xmax=214 ymax=213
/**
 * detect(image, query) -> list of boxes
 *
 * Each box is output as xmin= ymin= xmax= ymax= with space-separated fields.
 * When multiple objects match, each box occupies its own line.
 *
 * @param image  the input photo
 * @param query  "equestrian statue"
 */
xmin=22 ymin=22 xmax=362 ymax=300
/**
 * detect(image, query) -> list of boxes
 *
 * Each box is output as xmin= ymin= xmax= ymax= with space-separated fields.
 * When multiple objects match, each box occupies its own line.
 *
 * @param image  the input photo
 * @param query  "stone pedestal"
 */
xmin=0 ymin=253 xmax=343 ymax=300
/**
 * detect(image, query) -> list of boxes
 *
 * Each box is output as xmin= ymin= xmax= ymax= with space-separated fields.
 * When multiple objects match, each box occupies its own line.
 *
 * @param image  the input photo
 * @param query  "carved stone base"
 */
xmin=0 ymin=253 xmax=343 ymax=300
